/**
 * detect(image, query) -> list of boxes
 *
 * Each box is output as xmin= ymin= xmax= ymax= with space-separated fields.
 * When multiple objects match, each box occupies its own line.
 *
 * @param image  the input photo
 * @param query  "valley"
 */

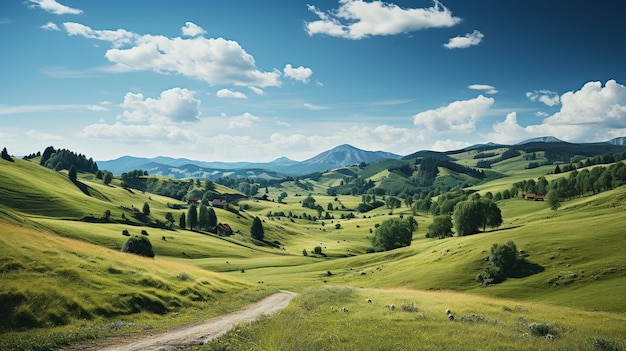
xmin=1 ymin=140 xmax=626 ymax=350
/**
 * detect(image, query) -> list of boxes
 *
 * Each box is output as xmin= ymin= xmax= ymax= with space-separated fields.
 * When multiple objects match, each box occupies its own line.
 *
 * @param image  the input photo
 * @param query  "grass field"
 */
xmin=2 ymin=156 xmax=626 ymax=350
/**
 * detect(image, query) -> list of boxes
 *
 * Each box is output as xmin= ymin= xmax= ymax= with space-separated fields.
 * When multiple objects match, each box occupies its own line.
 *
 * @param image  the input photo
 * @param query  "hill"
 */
xmin=2 ymin=145 xmax=626 ymax=350
xmin=97 ymin=144 xmax=402 ymax=177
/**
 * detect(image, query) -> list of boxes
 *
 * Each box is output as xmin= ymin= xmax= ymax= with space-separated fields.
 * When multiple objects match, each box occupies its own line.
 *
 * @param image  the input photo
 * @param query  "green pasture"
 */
xmin=2 ymin=155 xmax=626 ymax=350
xmin=201 ymin=286 xmax=626 ymax=351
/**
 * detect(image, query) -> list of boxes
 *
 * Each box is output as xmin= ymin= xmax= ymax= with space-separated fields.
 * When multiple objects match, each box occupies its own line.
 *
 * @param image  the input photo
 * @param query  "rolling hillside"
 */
xmin=2 ymin=144 xmax=626 ymax=350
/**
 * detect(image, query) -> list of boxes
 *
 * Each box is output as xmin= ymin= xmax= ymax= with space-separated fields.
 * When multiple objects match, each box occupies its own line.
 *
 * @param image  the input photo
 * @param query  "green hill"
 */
xmin=2 ymin=150 xmax=626 ymax=350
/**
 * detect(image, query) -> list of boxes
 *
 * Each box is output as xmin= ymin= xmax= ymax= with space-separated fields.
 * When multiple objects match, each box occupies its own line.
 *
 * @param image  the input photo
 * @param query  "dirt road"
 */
xmin=65 ymin=291 xmax=297 ymax=351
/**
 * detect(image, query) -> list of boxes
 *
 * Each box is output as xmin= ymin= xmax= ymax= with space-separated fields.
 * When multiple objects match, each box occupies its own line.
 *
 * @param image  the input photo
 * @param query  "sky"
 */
xmin=1 ymin=0 xmax=625 ymax=162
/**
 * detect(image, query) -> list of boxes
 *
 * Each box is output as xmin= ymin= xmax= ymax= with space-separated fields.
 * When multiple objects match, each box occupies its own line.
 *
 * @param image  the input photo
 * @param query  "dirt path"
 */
xmin=65 ymin=291 xmax=297 ymax=351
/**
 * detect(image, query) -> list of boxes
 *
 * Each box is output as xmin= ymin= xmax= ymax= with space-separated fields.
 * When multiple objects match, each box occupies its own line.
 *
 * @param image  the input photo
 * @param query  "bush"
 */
xmin=122 ymin=229 xmax=130 ymax=236
xmin=528 ymin=321 xmax=559 ymax=337
xmin=121 ymin=236 xmax=155 ymax=257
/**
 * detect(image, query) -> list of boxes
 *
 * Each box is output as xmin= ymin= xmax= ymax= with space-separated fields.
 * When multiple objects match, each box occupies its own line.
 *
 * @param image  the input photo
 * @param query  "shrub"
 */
xmin=121 ymin=236 xmax=155 ymax=257
xmin=122 ymin=229 xmax=130 ymax=236
xmin=592 ymin=336 xmax=619 ymax=351
xmin=528 ymin=321 xmax=559 ymax=337
xmin=314 ymin=246 xmax=323 ymax=255
xmin=141 ymin=229 xmax=149 ymax=236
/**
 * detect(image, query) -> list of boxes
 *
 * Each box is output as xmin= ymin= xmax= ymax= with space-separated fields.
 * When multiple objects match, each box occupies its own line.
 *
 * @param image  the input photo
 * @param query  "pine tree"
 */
xmin=251 ymin=216 xmax=264 ymax=240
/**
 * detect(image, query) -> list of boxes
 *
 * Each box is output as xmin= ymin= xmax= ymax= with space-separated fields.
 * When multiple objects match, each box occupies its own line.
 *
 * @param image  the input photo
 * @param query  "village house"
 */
xmin=524 ymin=193 xmax=545 ymax=201
xmin=211 ymin=198 xmax=228 ymax=209
xmin=187 ymin=197 xmax=201 ymax=205
xmin=216 ymin=223 xmax=233 ymax=236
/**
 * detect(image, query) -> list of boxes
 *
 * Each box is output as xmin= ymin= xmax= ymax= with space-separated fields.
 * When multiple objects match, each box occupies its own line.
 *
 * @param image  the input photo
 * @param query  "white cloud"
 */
xmin=28 ymin=0 xmax=82 ymax=15
xmin=303 ymin=103 xmax=327 ymax=110
xmin=305 ymin=0 xmax=460 ymax=39
xmin=413 ymin=95 xmax=495 ymax=132
xmin=25 ymin=130 xmax=66 ymax=142
xmin=64 ymin=22 xmax=136 ymax=48
xmin=487 ymin=80 xmax=626 ymax=143
xmin=41 ymin=21 xmax=60 ymax=31
xmin=0 ymin=104 xmax=103 ymax=115
xmin=431 ymin=139 xmax=472 ymax=152
xmin=468 ymin=84 xmax=497 ymax=94
xmin=284 ymin=64 xmax=313 ymax=83
xmin=181 ymin=22 xmax=207 ymax=37
xmin=545 ymin=80 xmax=626 ymax=126
xmin=526 ymin=90 xmax=560 ymax=106
xmin=248 ymin=86 xmax=265 ymax=95
xmin=228 ymin=112 xmax=260 ymax=129
xmin=62 ymin=22 xmax=282 ymax=87
xmin=444 ymin=30 xmax=484 ymax=49
xmin=120 ymin=88 xmax=201 ymax=123
xmin=216 ymin=88 xmax=247 ymax=99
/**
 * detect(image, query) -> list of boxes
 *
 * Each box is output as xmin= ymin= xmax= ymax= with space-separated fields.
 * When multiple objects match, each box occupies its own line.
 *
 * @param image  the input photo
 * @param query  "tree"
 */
xmin=188 ymin=205 xmax=198 ymax=230
xmin=251 ymin=216 xmax=264 ymax=240
xmin=477 ymin=240 xmax=522 ymax=285
xmin=426 ymin=215 xmax=453 ymax=239
xmin=198 ymin=204 xmax=209 ymax=230
xmin=1 ymin=147 xmax=13 ymax=162
xmin=142 ymin=202 xmax=151 ymax=216
xmin=179 ymin=212 xmax=186 ymax=229
xmin=478 ymin=199 xmax=503 ymax=232
xmin=103 ymin=172 xmax=113 ymax=185
xmin=313 ymin=246 xmax=323 ymax=255
xmin=453 ymin=199 xmax=502 ymax=236
xmin=207 ymin=207 xmax=218 ymax=230
xmin=277 ymin=191 xmax=288 ymax=203
xmin=385 ymin=196 xmax=401 ymax=209
xmin=545 ymin=189 xmax=561 ymax=212
xmin=68 ymin=165 xmax=77 ymax=182
xmin=371 ymin=217 xmax=412 ymax=251
xmin=165 ymin=212 xmax=175 ymax=227
xmin=121 ymin=236 xmax=155 ymax=257
xmin=302 ymin=194 xmax=316 ymax=209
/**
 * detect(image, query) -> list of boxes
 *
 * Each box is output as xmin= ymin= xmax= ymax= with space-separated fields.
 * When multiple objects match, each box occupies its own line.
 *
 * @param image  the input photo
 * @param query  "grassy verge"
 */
xmin=200 ymin=286 xmax=626 ymax=351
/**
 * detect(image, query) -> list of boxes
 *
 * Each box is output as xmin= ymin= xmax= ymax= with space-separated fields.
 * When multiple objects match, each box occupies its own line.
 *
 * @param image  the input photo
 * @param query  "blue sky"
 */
xmin=1 ymin=0 xmax=625 ymax=162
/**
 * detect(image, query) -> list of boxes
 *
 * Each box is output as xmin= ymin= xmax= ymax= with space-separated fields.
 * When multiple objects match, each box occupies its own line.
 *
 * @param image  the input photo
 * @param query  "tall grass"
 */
xmin=201 ymin=287 xmax=626 ymax=351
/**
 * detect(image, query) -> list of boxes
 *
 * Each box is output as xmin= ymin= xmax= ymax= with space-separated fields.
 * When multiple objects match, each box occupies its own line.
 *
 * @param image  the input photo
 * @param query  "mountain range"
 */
xmin=97 ymin=137 xmax=626 ymax=179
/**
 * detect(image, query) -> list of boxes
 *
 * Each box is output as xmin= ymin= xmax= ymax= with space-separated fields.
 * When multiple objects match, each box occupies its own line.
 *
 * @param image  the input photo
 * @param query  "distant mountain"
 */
xmin=97 ymin=144 xmax=401 ymax=178
xmin=607 ymin=137 xmax=626 ymax=146
xmin=517 ymin=136 xmax=564 ymax=144
xmin=292 ymin=144 xmax=401 ymax=175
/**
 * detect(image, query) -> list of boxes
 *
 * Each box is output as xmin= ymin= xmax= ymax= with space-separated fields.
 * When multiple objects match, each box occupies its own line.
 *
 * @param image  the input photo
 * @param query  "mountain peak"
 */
xmin=517 ymin=136 xmax=564 ymax=145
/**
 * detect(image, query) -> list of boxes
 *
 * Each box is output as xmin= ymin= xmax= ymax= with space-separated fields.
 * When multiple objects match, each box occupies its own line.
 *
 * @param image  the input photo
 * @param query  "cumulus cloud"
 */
xmin=181 ymin=22 xmax=207 ymax=37
xmin=41 ymin=21 xmax=60 ymax=31
xmin=468 ymin=84 xmax=497 ymax=94
xmin=487 ymin=80 xmax=626 ymax=143
xmin=228 ymin=112 xmax=260 ymax=129
xmin=526 ymin=90 xmax=560 ymax=106
xmin=413 ymin=95 xmax=495 ymax=132
xmin=120 ymin=88 xmax=201 ymax=123
xmin=216 ymin=88 xmax=247 ymax=99
xmin=444 ymin=30 xmax=484 ymax=49
xmin=305 ymin=0 xmax=460 ymax=39
xmin=284 ymin=64 xmax=313 ymax=83
xmin=63 ymin=22 xmax=282 ymax=87
xmin=64 ymin=22 xmax=136 ymax=48
xmin=25 ymin=130 xmax=66 ymax=142
xmin=28 ymin=0 xmax=82 ymax=15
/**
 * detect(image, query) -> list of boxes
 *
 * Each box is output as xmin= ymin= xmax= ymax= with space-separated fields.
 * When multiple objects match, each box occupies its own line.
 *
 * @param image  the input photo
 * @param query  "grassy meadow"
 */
xmin=1 ymin=155 xmax=626 ymax=350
